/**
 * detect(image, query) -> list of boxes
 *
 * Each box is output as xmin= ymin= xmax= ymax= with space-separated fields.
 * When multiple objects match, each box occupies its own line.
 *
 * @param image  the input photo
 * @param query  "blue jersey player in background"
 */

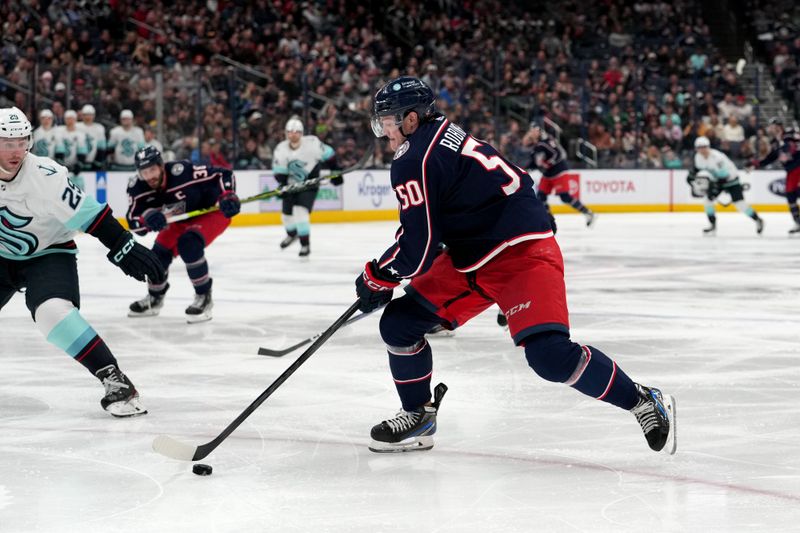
xmin=354 ymin=77 xmax=676 ymax=455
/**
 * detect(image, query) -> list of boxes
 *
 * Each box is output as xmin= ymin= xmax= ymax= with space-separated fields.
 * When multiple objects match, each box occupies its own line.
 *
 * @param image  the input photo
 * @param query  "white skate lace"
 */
xmin=631 ymin=395 xmax=660 ymax=434
xmin=384 ymin=410 xmax=421 ymax=434
xmin=190 ymin=293 xmax=207 ymax=308
xmin=102 ymin=371 xmax=129 ymax=395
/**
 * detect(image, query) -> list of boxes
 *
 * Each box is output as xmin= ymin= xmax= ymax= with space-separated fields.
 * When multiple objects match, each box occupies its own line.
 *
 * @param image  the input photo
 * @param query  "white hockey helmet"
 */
xmin=0 ymin=107 xmax=33 ymax=139
xmin=694 ymin=136 xmax=711 ymax=149
xmin=285 ymin=117 xmax=304 ymax=134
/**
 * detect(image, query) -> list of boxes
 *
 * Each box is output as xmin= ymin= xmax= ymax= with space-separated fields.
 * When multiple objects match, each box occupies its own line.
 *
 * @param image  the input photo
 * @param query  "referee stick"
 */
xmin=153 ymin=301 xmax=360 ymax=461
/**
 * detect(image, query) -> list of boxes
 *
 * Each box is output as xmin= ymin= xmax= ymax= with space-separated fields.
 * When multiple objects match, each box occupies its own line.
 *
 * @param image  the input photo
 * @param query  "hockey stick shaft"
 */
xmin=152 ymin=301 xmax=361 ymax=461
xmin=258 ymin=309 xmax=374 ymax=357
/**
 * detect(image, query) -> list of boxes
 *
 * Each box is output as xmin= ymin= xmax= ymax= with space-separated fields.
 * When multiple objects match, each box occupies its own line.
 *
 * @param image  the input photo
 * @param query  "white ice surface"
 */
xmin=1 ymin=212 xmax=799 ymax=532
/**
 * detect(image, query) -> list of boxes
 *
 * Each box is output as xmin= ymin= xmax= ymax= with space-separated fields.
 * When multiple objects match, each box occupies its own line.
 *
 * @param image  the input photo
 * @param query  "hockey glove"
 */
xmin=142 ymin=208 xmax=167 ymax=231
xmin=329 ymin=174 xmax=344 ymax=186
xmin=218 ymin=191 xmax=241 ymax=218
xmin=107 ymin=232 xmax=167 ymax=284
xmin=355 ymin=260 xmax=400 ymax=313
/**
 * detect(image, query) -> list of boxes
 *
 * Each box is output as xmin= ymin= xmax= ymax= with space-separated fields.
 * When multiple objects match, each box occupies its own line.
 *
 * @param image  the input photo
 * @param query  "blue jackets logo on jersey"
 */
xmin=0 ymin=206 xmax=39 ymax=256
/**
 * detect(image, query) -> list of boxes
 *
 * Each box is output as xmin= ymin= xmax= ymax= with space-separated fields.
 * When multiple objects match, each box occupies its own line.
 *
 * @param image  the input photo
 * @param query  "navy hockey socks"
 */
xmin=524 ymin=331 xmax=638 ymax=410
xmin=177 ymin=232 xmax=211 ymax=294
xmin=387 ymin=340 xmax=433 ymax=411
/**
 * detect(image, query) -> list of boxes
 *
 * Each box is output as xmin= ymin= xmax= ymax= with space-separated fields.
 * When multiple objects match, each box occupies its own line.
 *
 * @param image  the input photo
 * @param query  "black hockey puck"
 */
xmin=192 ymin=463 xmax=213 ymax=476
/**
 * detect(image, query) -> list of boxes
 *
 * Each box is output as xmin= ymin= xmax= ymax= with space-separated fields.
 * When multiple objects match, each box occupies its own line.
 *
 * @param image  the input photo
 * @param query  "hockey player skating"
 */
xmin=355 ymin=77 xmax=676 ymax=455
xmin=272 ymin=117 xmax=342 ymax=258
xmin=749 ymin=122 xmax=800 ymax=234
xmin=0 ymin=107 xmax=165 ymax=417
xmin=525 ymin=124 xmax=596 ymax=227
xmin=691 ymin=136 xmax=763 ymax=235
xmin=126 ymin=146 xmax=240 ymax=323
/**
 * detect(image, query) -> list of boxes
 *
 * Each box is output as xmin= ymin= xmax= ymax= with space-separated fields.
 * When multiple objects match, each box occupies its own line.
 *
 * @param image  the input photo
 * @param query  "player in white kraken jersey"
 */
xmin=0 ymin=107 xmax=165 ymax=417
xmin=31 ymin=109 xmax=59 ymax=159
xmin=107 ymin=109 xmax=145 ymax=170
xmin=272 ymin=117 xmax=341 ymax=257
xmin=689 ymin=136 xmax=763 ymax=235
xmin=55 ymin=109 xmax=90 ymax=189
xmin=78 ymin=104 xmax=107 ymax=170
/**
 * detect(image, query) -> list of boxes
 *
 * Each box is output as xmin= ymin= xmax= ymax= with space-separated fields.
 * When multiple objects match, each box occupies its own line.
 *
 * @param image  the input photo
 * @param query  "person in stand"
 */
xmin=272 ymin=117 xmax=342 ymax=258
xmin=691 ymin=136 xmax=764 ymax=235
xmin=125 ymin=146 xmax=240 ymax=323
xmin=525 ymin=123 xmax=596 ymax=227
xmin=354 ymin=77 xmax=676 ymax=455
xmin=0 ymin=107 xmax=165 ymax=417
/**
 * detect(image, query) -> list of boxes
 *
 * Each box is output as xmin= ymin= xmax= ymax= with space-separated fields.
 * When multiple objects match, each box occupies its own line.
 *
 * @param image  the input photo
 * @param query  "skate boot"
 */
xmin=426 ymin=324 xmax=456 ymax=337
xmin=702 ymin=222 xmax=716 ymax=236
xmin=789 ymin=222 xmax=800 ymax=235
xmin=497 ymin=311 xmax=508 ymax=328
xmin=95 ymin=364 xmax=147 ymax=418
xmin=280 ymin=232 xmax=298 ymax=249
xmin=298 ymin=244 xmax=310 ymax=258
xmin=585 ymin=211 xmax=597 ymax=227
xmin=185 ymin=290 xmax=213 ymax=323
xmin=369 ymin=383 xmax=448 ymax=453
xmin=630 ymin=384 xmax=676 ymax=454
xmin=128 ymin=286 xmax=167 ymax=317
xmin=756 ymin=217 xmax=765 ymax=235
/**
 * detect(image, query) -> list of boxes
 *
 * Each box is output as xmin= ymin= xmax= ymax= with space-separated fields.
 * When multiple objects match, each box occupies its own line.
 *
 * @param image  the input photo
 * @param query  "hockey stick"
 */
xmin=164 ymin=149 xmax=373 ymax=224
xmin=152 ymin=301 xmax=360 ymax=461
xmin=258 ymin=310 xmax=375 ymax=356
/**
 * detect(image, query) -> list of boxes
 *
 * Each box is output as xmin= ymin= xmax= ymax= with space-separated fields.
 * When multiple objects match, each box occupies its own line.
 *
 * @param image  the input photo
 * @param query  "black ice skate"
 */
xmin=702 ymin=222 xmax=716 ymax=236
xmin=497 ymin=310 xmax=508 ymax=328
xmin=280 ymin=233 xmax=298 ymax=249
xmin=369 ymin=383 xmax=448 ymax=453
xmin=789 ymin=222 xmax=800 ymax=235
xmin=95 ymin=365 xmax=147 ymax=418
xmin=630 ymin=384 xmax=676 ymax=454
xmin=756 ymin=217 xmax=765 ymax=235
xmin=128 ymin=288 xmax=167 ymax=318
xmin=298 ymin=244 xmax=310 ymax=258
xmin=585 ymin=211 xmax=597 ymax=227
xmin=185 ymin=290 xmax=213 ymax=323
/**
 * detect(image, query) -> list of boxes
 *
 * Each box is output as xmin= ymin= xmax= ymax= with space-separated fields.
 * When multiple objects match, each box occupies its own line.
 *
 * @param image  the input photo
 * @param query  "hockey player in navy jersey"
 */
xmin=126 ymin=146 xmax=240 ymax=322
xmin=525 ymin=124 xmax=596 ymax=226
xmin=356 ymin=77 xmax=676 ymax=455
xmin=750 ymin=121 xmax=800 ymax=234
xmin=0 ymin=107 xmax=165 ymax=417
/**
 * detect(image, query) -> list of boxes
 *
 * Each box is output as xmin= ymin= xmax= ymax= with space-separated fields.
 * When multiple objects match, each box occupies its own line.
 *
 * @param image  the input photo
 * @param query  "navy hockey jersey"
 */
xmin=757 ymin=134 xmax=800 ymax=173
xmin=377 ymin=115 xmax=553 ymax=277
xmin=126 ymin=161 xmax=235 ymax=234
xmin=527 ymin=135 xmax=569 ymax=177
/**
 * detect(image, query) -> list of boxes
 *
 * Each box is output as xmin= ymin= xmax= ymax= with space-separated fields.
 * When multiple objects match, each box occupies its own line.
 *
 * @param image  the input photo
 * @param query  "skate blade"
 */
xmin=663 ymin=394 xmax=677 ymax=455
xmin=186 ymin=312 xmax=212 ymax=324
xmin=127 ymin=309 xmax=161 ymax=318
xmin=106 ymin=397 xmax=148 ymax=418
xmin=427 ymin=329 xmax=456 ymax=338
xmin=368 ymin=436 xmax=434 ymax=453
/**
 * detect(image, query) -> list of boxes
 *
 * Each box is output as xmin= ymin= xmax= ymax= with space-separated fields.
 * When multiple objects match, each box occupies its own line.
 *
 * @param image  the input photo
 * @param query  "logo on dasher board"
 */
xmin=769 ymin=178 xmax=786 ymax=197
xmin=358 ymin=172 xmax=393 ymax=208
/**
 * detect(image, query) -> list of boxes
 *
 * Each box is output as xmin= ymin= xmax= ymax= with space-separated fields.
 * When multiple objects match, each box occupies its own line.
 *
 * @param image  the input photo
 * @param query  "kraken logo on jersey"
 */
xmin=0 ymin=206 xmax=39 ymax=256
xmin=287 ymin=159 xmax=309 ymax=181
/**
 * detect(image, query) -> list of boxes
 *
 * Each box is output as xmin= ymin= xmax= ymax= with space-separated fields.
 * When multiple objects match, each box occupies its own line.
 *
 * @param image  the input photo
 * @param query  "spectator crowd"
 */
xmin=1 ymin=0 xmax=797 ymax=171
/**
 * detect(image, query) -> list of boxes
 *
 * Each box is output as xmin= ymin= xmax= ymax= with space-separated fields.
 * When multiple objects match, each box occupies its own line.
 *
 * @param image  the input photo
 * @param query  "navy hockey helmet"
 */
xmin=371 ymin=76 xmax=436 ymax=137
xmin=134 ymin=146 xmax=163 ymax=172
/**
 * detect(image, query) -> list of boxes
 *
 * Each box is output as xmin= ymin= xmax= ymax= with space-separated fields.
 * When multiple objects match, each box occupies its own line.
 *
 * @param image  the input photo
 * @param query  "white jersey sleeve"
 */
xmin=0 ymin=154 xmax=105 ymax=259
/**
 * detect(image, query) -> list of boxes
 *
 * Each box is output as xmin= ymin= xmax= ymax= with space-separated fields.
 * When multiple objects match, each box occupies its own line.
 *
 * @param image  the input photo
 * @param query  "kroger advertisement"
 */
xmin=91 ymin=168 xmax=792 ymax=222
